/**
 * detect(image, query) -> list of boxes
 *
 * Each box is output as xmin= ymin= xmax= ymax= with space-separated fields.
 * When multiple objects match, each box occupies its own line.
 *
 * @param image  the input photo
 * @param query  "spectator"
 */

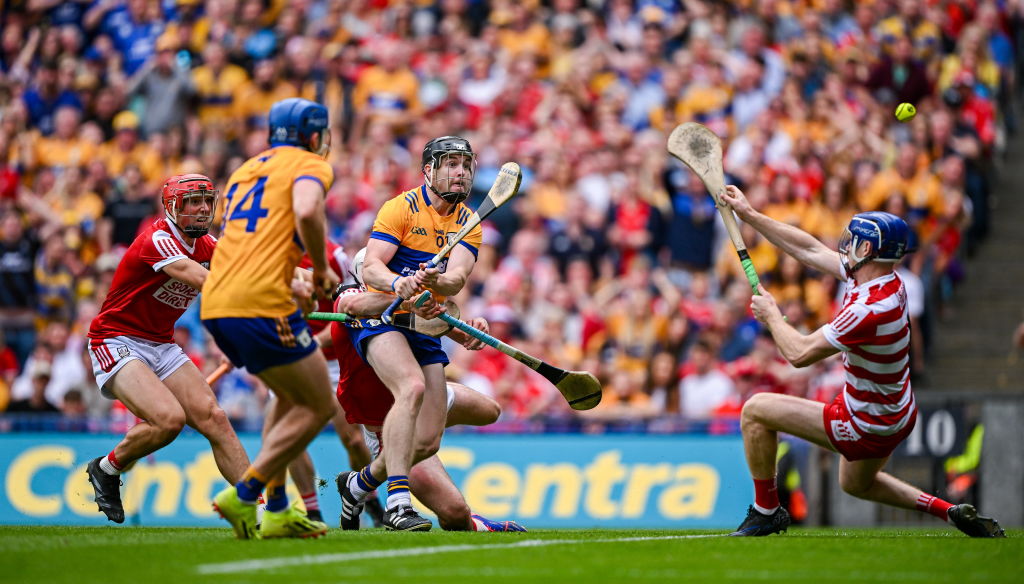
xmin=22 ymin=59 xmax=83 ymax=136
xmin=677 ymin=338 xmax=736 ymax=421
xmin=5 ymin=358 xmax=59 ymax=414
xmin=126 ymin=34 xmax=195 ymax=137
xmin=0 ymin=211 xmax=39 ymax=368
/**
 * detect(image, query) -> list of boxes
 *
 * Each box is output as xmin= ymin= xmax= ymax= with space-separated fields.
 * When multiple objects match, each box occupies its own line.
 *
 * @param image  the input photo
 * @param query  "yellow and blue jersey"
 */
xmin=201 ymin=146 xmax=334 ymax=319
xmin=369 ymin=184 xmax=482 ymax=302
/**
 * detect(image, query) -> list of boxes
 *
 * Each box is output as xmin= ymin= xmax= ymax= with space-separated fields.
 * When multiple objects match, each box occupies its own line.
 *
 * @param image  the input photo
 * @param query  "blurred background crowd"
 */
xmin=0 ymin=0 xmax=1019 ymax=432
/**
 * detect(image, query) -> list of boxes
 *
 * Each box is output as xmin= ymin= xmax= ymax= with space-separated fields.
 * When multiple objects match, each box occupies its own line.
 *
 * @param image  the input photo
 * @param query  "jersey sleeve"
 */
xmin=141 ymin=230 xmax=188 ymax=272
xmin=458 ymin=222 xmax=483 ymax=259
xmin=293 ymin=156 xmax=334 ymax=193
xmin=823 ymin=302 xmax=875 ymax=351
xmin=369 ymin=196 xmax=409 ymax=248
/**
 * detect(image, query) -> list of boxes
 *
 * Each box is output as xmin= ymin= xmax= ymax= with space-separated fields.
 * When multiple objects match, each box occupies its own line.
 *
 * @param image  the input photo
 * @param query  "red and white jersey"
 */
xmin=298 ymin=240 xmax=354 ymax=360
xmin=822 ymin=270 xmax=916 ymax=437
xmin=89 ymin=218 xmax=216 ymax=344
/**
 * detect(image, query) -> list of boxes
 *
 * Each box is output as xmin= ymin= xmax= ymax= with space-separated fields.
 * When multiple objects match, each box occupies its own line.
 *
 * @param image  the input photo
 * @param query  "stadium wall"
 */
xmin=0 ymin=434 xmax=752 ymax=528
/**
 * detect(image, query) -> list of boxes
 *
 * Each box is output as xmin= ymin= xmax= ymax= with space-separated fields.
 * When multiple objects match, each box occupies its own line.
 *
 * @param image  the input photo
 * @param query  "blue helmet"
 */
xmin=839 ymin=211 xmax=909 ymax=272
xmin=268 ymin=98 xmax=329 ymax=151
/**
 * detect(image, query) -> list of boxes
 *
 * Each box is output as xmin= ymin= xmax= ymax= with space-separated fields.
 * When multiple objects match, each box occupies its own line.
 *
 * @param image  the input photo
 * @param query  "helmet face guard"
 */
xmin=426 ymin=152 xmax=476 ymax=204
xmin=162 ymin=174 xmax=218 ymax=238
xmin=839 ymin=212 xmax=909 ymax=276
xmin=422 ymin=136 xmax=476 ymax=204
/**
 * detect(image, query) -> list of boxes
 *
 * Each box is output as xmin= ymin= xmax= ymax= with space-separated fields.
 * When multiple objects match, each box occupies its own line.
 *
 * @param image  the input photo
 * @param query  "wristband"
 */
xmin=391 ymin=275 xmax=400 ymax=292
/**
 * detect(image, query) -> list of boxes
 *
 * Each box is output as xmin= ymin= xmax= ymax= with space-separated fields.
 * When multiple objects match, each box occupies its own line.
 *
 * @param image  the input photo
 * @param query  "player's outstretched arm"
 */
xmin=162 ymin=258 xmax=209 ymax=290
xmin=720 ymin=186 xmax=843 ymax=280
xmin=751 ymin=284 xmax=839 ymax=367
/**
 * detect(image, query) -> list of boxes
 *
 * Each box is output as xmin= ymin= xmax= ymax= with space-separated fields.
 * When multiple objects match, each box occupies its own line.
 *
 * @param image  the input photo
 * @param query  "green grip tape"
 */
xmin=306 ymin=311 xmax=351 ymax=322
xmin=740 ymin=258 xmax=760 ymax=294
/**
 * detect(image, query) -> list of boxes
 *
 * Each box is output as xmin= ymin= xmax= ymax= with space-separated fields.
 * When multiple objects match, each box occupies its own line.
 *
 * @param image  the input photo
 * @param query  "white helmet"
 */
xmin=353 ymin=247 xmax=367 ymax=289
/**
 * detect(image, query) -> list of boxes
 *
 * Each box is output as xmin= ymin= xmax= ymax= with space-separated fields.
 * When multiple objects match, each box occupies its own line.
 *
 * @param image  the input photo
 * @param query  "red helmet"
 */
xmin=161 ymin=174 xmax=218 ymax=237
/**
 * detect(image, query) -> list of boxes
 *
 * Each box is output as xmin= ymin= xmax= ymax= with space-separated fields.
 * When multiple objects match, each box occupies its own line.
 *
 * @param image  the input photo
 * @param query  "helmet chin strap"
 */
xmin=181 ymin=225 xmax=210 ymax=238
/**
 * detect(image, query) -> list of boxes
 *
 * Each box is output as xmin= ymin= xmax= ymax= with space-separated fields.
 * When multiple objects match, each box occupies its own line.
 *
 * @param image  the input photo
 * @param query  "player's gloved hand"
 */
xmin=314 ymin=266 xmax=340 ymax=298
xmin=462 ymin=317 xmax=489 ymax=350
xmin=749 ymin=284 xmax=781 ymax=325
xmin=719 ymin=185 xmax=754 ymax=219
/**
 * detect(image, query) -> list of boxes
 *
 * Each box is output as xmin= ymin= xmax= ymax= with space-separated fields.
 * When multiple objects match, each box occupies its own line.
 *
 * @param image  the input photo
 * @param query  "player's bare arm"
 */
xmin=418 ymin=245 xmax=475 ymax=297
xmin=363 ymin=238 xmax=422 ymax=299
xmin=720 ymin=185 xmax=843 ymax=280
xmin=334 ymin=288 xmax=444 ymax=320
xmin=750 ymin=284 xmax=838 ymax=367
xmin=293 ymin=179 xmax=339 ymax=294
xmin=160 ymin=258 xmax=209 ymax=290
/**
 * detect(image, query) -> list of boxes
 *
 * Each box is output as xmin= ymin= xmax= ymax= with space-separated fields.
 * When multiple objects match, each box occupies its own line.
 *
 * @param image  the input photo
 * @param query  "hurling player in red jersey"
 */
xmin=720 ymin=185 xmax=1003 ymax=538
xmin=84 ymin=174 xmax=250 ymax=524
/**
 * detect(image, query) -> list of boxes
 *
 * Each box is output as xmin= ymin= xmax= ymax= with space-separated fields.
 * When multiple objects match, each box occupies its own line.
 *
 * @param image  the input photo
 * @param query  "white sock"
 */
xmin=346 ymin=473 xmax=371 ymax=501
xmin=386 ymin=491 xmax=412 ymax=510
xmin=99 ymin=456 xmax=121 ymax=476
xmin=753 ymin=502 xmax=779 ymax=515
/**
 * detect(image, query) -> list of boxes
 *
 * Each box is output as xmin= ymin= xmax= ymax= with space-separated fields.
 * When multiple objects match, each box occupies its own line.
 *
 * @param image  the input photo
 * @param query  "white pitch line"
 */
xmin=196 ymin=533 xmax=725 ymax=575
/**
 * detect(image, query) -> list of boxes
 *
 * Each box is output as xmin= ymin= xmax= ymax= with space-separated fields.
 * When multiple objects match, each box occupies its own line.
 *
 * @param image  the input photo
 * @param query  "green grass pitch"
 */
xmin=0 ymin=526 xmax=1016 ymax=583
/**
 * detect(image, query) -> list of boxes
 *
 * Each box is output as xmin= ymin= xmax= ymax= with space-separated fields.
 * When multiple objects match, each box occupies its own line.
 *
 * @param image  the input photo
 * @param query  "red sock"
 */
xmin=753 ymin=478 xmax=780 ymax=512
xmin=916 ymin=493 xmax=954 ymax=521
xmin=301 ymin=491 xmax=320 ymax=512
xmin=107 ymin=451 xmax=123 ymax=470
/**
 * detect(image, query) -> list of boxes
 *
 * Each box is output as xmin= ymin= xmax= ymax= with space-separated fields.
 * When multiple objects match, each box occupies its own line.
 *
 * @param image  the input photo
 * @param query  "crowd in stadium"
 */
xmin=0 ymin=0 xmax=1018 ymax=430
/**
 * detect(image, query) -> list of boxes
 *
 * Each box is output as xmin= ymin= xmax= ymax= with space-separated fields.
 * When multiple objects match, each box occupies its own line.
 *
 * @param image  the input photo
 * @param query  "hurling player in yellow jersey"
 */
xmin=340 ymin=136 xmax=485 ymax=531
xmin=201 ymin=98 xmax=340 ymax=539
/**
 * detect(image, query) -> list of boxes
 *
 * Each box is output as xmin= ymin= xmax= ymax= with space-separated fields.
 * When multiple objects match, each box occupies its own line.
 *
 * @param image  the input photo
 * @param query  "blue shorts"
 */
xmin=203 ymin=310 xmax=317 ymax=375
xmin=346 ymin=319 xmax=448 ymax=367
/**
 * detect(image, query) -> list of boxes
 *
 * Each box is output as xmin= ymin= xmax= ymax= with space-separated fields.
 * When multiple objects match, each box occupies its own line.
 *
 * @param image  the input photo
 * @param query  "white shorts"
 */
xmin=361 ymin=383 xmax=457 ymax=459
xmin=89 ymin=336 xmax=191 ymax=399
xmin=327 ymin=359 xmax=341 ymax=387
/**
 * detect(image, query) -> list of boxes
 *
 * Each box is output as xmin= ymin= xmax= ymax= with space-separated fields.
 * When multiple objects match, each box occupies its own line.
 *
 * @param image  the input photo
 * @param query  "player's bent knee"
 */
xmin=741 ymin=393 xmax=773 ymax=426
xmin=413 ymin=437 xmax=441 ymax=463
xmin=204 ymin=405 xmax=232 ymax=434
xmin=481 ymin=401 xmax=501 ymax=425
xmin=152 ymin=410 xmax=187 ymax=442
xmin=340 ymin=428 xmax=364 ymax=451
xmin=395 ymin=380 xmax=426 ymax=406
xmin=437 ymin=502 xmax=472 ymax=531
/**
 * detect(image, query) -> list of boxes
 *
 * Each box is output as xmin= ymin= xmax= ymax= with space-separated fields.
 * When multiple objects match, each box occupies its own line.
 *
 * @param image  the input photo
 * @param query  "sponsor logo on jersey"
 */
xmin=153 ymin=279 xmax=200 ymax=310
